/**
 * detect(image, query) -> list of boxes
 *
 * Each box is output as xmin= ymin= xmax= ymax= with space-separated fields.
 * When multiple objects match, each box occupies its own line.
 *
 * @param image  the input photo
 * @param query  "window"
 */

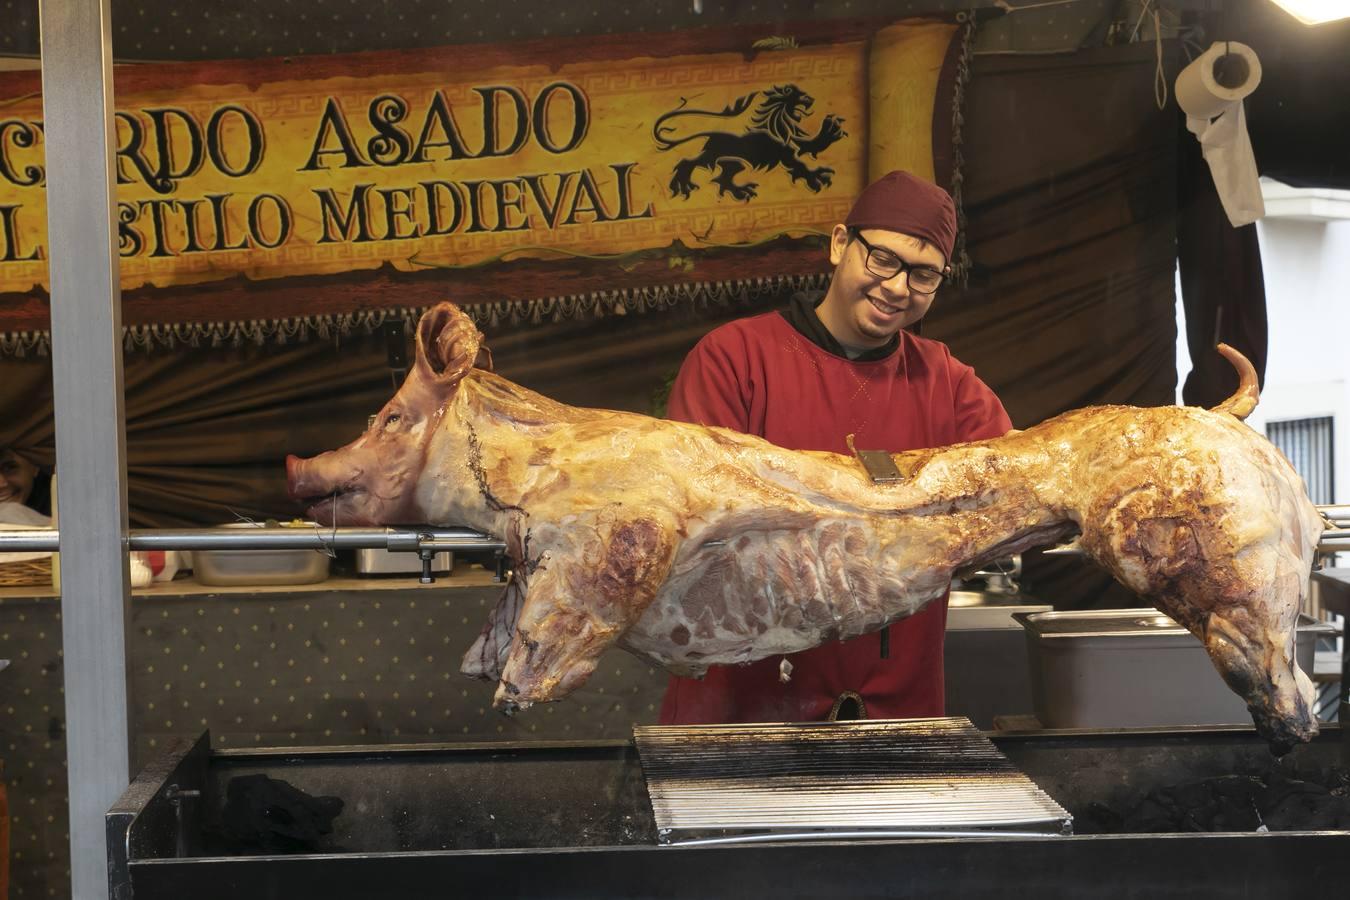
xmin=1267 ymin=416 xmax=1335 ymax=505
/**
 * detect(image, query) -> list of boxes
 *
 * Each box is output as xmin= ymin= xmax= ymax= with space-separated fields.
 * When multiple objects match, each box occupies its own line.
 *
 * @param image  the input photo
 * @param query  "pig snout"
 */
xmin=288 ymin=368 xmax=450 ymax=526
xmin=285 ymin=454 xmax=306 ymax=500
xmin=285 ymin=430 xmax=427 ymax=527
xmin=285 ymin=448 xmax=368 ymax=525
xmin=286 ymin=452 xmax=340 ymax=504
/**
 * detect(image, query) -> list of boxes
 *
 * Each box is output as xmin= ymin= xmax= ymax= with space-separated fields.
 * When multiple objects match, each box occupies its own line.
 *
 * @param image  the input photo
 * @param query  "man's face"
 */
xmin=821 ymin=224 xmax=946 ymax=348
xmin=0 ymin=451 xmax=37 ymax=506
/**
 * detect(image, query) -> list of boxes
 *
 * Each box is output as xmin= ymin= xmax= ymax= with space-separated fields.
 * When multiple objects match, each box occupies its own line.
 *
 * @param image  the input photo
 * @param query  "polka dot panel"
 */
xmin=0 ymin=1 xmax=1028 ymax=61
xmin=0 ymin=596 xmax=69 ymax=900
xmin=1 ymin=584 xmax=668 ymax=898
xmin=129 ymin=586 xmax=666 ymax=756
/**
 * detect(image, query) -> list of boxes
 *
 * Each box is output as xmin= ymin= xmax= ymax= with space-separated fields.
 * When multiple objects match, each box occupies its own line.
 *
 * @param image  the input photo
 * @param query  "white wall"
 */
xmin=1248 ymin=215 xmax=1350 ymax=506
xmin=1177 ymin=184 xmax=1350 ymax=506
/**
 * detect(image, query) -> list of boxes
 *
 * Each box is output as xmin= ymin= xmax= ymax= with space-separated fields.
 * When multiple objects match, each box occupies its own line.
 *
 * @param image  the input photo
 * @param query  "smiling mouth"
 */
xmin=867 ymin=295 xmax=906 ymax=317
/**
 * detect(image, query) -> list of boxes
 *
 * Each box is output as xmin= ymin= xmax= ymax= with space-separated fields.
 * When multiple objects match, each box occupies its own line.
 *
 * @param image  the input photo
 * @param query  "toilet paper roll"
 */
xmin=1176 ymin=41 xmax=1262 ymax=119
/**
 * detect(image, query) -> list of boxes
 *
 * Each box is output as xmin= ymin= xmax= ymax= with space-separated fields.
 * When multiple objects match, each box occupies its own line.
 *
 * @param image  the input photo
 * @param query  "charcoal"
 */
xmin=1101 ymin=767 xmax=1350 ymax=834
xmin=204 ymin=774 xmax=345 ymax=855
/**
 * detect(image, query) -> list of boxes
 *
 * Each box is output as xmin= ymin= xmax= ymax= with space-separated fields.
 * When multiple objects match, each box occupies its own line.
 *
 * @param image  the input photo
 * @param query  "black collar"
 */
xmin=25 ymin=469 xmax=53 ymax=518
xmin=779 ymin=292 xmax=900 ymax=362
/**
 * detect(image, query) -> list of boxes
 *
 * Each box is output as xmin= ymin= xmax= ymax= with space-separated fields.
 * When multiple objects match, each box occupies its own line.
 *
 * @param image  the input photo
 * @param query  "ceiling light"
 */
xmin=1268 ymin=0 xmax=1350 ymax=25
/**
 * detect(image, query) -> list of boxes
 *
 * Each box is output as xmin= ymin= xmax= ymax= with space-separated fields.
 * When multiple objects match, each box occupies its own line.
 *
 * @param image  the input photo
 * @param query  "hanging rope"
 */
xmin=948 ymin=14 xmax=977 ymax=288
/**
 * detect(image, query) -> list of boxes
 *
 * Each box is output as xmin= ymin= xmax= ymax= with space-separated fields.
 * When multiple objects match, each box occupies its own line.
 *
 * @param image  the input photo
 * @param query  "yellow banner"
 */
xmin=0 ymin=21 xmax=954 ymax=297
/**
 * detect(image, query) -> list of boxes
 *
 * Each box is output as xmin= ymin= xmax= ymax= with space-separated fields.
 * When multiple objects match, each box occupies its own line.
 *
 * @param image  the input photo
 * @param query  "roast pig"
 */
xmin=287 ymin=302 xmax=1326 ymax=753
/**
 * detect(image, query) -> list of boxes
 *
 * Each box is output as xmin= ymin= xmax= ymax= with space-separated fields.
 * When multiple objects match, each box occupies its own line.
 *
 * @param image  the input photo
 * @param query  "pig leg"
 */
xmin=461 ymin=572 xmax=526 ymax=682
xmin=493 ymin=517 xmax=674 ymax=710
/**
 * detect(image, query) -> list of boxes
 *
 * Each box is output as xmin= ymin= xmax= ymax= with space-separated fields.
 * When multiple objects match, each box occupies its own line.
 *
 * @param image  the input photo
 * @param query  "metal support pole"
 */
xmin=37 ymin=2 xmax=129 ymax=898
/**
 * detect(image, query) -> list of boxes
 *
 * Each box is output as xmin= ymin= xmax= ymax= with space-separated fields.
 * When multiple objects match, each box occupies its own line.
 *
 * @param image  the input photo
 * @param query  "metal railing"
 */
xmin=0 ymin=526 xmax=507 ymax=584
xmin=2 ymin=503 xmax=1346 ymax=560
xmin=992 ymin=505 xmax=1350 ymax=556
xmin=1322 ymin=505 xmax=1350 ymax=527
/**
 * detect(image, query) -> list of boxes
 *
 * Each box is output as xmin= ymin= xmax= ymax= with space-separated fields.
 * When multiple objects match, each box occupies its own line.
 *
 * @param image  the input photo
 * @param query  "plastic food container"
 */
xmin=192 ymin=522 xmax=331 ymax=587
xmin=1015 ymin=608 xmax=1338 ymax=729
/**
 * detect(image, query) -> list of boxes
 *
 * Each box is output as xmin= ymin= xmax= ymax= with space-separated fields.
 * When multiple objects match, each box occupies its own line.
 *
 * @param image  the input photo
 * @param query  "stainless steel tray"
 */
xmin=947 ymin=589 xmax=1052 ymax=630
xmin=192 ymin=522 xmax=331 ymax=586
xmin=1014 ymin=609 xmax=1338 ymax=729
xmin=356 ymin=547 xmax=453 ymax=576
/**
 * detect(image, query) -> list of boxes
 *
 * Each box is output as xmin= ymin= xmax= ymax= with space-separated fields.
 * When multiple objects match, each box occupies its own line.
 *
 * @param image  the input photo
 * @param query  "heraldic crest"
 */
xmin=652 ymin=85 xmax=847 ymax=202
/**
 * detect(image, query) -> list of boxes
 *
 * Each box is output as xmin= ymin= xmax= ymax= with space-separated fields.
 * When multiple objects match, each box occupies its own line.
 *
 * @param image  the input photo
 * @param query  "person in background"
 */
xmin=0 ymin=447 xmax=52 ymax=517
xmin=659 ymin=170 xmax=1013 ymax=725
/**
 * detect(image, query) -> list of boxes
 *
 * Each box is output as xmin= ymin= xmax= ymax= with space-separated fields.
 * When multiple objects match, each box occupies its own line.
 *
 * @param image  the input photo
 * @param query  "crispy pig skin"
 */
xmin=289 ymin=305 xmax=1325 ymax=751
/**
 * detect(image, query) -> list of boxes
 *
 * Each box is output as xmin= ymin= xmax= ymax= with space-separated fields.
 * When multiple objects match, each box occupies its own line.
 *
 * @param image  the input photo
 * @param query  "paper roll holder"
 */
xmin=1210 ymin=48 xmax=1251 ymax=92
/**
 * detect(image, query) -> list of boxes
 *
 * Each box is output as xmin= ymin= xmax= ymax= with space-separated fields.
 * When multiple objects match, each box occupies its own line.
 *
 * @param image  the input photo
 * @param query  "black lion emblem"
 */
xmin=652 ymin=85 xmax=847 ymax=202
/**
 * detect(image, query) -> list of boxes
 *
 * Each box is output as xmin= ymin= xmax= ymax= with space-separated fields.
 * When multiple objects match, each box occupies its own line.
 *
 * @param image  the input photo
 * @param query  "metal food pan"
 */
xmin=1015 ymin=609 xmax=1338 ymax=730
xmin=946 ymin=589 xmax=1052 ymax=630
xmin=356 ymin=547 xmax=453 ymax=576
xmin=192 ymin=522 xmax=331 ymax=587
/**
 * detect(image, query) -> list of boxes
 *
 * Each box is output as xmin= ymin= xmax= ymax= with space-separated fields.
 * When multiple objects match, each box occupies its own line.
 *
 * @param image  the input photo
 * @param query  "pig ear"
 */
xmin=415 ymin=303 xmax=487 ymax=386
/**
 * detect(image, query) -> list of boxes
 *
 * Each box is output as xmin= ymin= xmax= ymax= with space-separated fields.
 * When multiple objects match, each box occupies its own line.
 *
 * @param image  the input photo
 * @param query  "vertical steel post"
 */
xmin=37 ymin=1 xmax=130 ymax=898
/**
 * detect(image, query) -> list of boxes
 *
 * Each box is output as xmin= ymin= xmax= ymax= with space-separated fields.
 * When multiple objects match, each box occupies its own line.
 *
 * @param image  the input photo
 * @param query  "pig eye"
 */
xmin=384 ymin=414 xmax=402 ymax=427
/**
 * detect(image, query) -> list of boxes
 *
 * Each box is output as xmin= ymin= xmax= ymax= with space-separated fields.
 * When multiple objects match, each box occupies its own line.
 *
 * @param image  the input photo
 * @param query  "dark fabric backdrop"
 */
xmin=1177 ymin=111 xmax=1268 ymax=409
xmin=0 ymin=43 xmax=1182 ymax=607
xmin=933 ymin=42 xmax=1180 ymax=610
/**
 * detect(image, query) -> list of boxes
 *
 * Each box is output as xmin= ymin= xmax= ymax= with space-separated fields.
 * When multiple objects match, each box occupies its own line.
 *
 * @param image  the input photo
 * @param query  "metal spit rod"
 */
xmin=1039 ymin=505 xmax=1350 ymax=555
xmin=1047 ymin=534 xmax=1350 ymax=554
xmin=1 ymin=504 xmax=1345 ymax=556
xmin=1321 ymin=505 xmax=1350 ymax=525
xmin=0 ymin=526 xmax=505 ymax=555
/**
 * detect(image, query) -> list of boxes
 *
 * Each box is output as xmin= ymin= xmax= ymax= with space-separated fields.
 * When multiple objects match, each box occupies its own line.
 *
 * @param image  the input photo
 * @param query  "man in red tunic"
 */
xmin=659 ymin=170 xmax=1013 ymax=725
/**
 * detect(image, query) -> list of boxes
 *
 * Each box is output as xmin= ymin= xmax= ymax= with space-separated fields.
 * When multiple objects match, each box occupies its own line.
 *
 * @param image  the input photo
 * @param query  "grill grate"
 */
xmin=635 ymin=717 xmax=1071 ymax=845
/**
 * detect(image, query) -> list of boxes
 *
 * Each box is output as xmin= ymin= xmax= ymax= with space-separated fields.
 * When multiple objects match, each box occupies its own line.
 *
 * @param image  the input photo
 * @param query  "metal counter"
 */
xmin=1310 ymin=568 xmax=1350 ymax=743
xmin=110 ymin=726 xmax=1348 ymax=899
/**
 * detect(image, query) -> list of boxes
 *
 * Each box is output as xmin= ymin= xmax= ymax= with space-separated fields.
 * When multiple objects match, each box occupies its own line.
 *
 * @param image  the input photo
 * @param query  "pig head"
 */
xmin=286 ymin=305 xmax=491 ymax=525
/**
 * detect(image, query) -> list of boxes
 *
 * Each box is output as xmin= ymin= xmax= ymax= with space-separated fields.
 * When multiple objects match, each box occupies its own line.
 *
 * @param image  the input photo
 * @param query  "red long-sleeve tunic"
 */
xmin=659 ymin=308 xmax=1012 ymax=724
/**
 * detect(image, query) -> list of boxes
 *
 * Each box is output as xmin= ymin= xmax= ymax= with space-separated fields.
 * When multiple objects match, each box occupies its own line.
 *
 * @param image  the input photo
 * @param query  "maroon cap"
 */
xmin=844 ymin=170 xmax=957 ymax=264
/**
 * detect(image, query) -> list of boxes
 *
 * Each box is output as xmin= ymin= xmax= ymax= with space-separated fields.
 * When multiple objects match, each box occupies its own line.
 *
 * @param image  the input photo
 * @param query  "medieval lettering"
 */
xmin=112 ymin=192 xmax=291 ymax=258
xmin=205 ymin=106 xmax=265 ymax=178
xmin=300 ymin=81 xmax=589 ymax=170
xmin=310 ymin=165 xmax=651 ymax=243
xmin=0 ymin=19 xmax=924 ymax=308
xmin=113 ymin=104 xmax=268 ymax=194
xmin=0 ymin=121 xmax=44 ymax=188
xmin=0 ymin=205 xmax=40 ymax=261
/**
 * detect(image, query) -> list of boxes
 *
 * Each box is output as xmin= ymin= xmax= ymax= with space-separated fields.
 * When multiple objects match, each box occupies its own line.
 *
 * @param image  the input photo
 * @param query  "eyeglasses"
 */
xmin=848 ymin=228 xmax=945 ymax=294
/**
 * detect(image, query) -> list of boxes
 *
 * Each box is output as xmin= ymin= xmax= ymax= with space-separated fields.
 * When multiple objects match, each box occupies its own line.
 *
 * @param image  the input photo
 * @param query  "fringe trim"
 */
xmin=0 ymin=330 xmax=48 ymax=358
xmin=949 ymin=14 xmax=977 ymax=288
xmin=0 ymin=273 xmax=829 ymax=357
